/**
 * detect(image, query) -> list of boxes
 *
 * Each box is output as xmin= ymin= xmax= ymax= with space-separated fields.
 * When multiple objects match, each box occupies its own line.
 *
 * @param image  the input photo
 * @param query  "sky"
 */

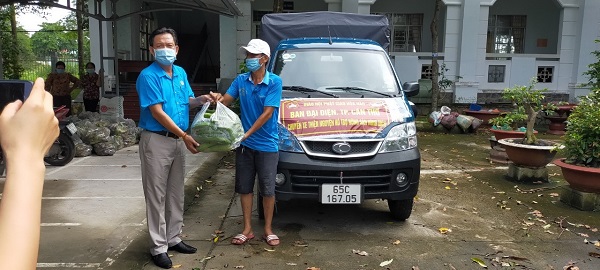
xmin=16 ymin=0 xmax=71 ymax=34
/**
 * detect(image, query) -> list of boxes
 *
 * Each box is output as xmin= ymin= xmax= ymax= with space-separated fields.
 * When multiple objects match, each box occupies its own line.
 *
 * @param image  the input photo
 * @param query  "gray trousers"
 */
xmin=139 ymin=131 xmax=186 ymax=255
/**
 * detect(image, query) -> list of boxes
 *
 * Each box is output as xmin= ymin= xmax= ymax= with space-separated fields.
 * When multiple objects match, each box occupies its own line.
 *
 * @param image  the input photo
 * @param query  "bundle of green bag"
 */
xmin=190 ymin=102 xmax=244 ymax=152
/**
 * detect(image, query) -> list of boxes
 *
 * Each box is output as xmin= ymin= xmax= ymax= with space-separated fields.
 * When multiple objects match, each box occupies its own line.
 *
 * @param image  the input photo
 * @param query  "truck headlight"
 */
xmin=278 ymin=123 xmax=303 ymax=153
xmin=378 ymin=122 xmax=417 ymax=153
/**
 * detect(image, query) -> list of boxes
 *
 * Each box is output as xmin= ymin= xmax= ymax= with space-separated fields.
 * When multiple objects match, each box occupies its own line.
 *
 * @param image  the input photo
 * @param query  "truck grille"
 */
xmin=300 ymin=140 xmax=381 ymax=158
xmin=289 ymin=169 xmax=393 ymax=193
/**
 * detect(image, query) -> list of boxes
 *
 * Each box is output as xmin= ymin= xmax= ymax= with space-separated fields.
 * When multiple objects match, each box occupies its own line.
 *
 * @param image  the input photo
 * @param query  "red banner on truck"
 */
xmin=280 ymin=98 xmax=405 ymax=138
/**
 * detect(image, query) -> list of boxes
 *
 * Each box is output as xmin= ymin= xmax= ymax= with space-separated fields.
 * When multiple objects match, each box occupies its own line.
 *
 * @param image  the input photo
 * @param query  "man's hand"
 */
xmin=191 ymin=91 xmax=222 ymax=108
xmin=210 ymin=91 xmax=222 ymax=102
xmin=182 ymin=134 xmax=200 ymax=154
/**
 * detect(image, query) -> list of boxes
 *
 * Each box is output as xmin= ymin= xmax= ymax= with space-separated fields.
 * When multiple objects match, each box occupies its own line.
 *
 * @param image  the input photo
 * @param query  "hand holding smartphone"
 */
xmin=0 ymin=80 xmax=33 ymax=113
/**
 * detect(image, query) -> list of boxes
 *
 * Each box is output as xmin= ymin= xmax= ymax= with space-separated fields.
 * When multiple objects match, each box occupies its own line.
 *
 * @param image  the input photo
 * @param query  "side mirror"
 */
xmin=402 ymin=81 xmax=419 ymax=97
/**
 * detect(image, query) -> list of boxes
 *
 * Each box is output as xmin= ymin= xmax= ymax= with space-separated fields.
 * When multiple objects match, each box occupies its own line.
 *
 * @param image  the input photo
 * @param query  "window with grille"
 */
xmin=488 ymin=65 xmax=505 ymax=82
xmin=421 ymin=64 xmax=433 ymax=79
xmin=374 ymin=13 xmax=423 ymax=52
xmin=537 ymin=66 xmax=554 ymax=83
xmin=487 ymin=15 xmax=526 ymax=54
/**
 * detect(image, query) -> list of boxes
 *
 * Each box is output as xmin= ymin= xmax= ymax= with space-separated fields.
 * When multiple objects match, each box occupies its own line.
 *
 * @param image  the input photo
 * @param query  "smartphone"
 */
xmin=0 ymin=80 xmax=33 ymax=113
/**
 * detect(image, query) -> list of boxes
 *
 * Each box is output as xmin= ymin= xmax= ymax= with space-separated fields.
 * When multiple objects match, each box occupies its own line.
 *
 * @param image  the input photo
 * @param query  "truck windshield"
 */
xmin=272 ymin=48 xmax=400 ymax=94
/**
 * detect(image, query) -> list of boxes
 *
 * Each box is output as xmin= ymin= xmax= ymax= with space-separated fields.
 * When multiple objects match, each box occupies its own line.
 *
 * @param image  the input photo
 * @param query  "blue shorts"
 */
xmin=235 ymin=145 xmax=279 ymax=197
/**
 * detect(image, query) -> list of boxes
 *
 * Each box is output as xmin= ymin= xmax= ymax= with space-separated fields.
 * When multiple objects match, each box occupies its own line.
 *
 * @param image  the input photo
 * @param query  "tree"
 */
xmin=583 ymin=39 xmax=600 ymax=89
xmin=0 ymin=5 xmax=23 ymax=79
xmin=0 ymin=2 xmax=48 ymax=79
xmin=429 ymin=0 xmax=442 ymax=112
xmin=30 ymin=22 xmax=75 ymax=58
xmin=273 ymin=0 xmax=284 ymax=12
xmin=74 ymin=0 xmax=89 ymax=77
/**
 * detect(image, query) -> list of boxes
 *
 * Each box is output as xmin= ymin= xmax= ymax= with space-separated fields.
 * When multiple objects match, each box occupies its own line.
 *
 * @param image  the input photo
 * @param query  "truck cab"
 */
xmin=261 ymin=12 xmax=420 ymax=220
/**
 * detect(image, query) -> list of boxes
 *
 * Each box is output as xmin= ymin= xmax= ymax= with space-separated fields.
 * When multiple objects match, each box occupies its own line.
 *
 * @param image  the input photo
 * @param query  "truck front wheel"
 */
xmin=388 ymin=198 xmax=414 ymax=221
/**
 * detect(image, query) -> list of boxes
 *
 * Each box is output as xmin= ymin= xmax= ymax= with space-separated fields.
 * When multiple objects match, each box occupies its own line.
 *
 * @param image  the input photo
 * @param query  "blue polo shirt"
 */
xmin=226 ymin=71 xmax=282 ymax=152
xmin=136 ymin=62 xmax=194 ymax=132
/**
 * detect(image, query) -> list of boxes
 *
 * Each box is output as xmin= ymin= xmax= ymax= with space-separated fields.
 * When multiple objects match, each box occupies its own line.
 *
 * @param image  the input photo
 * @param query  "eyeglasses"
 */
xmin=153 ymin=43 xmax=176 ymax=49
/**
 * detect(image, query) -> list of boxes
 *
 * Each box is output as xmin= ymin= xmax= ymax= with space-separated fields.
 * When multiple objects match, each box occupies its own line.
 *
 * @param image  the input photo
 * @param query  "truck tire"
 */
xmin=388 ymin=198 xmax=414 ymax=221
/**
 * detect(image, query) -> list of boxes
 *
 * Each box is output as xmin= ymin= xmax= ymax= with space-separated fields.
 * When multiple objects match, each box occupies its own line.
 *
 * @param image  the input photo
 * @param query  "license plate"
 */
xmin=320 ymin=184 xmax=362 ymax=204
xmin=66 ymin=123 xmax=77 ymax=135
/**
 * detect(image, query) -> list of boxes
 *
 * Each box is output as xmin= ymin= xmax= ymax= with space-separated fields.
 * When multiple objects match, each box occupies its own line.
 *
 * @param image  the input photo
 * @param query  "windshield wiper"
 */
xmin=325 ymin=86 xmax=395 ymax=98
xmin=283 ymin=86 xmax=338 ymax=98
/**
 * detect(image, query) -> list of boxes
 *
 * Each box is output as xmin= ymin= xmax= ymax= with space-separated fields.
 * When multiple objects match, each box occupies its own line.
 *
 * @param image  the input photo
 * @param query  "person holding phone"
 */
xmin=0 ymin=78 xmax=59 ymax=270
xmin=44 ymin=61 xmax=80 ymax=116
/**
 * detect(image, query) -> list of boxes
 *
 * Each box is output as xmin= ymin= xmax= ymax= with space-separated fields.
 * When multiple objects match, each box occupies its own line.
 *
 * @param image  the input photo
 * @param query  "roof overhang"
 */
xmin=0 ymin=0 xmax=242 ymax=20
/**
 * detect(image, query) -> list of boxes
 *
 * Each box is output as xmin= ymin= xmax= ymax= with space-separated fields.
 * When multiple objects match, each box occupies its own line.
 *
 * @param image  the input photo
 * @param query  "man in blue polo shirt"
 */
xmin=136 ymin=27 xmax=216 ymax=269
xmin=217 ymin=39 xmax=283 ymax=247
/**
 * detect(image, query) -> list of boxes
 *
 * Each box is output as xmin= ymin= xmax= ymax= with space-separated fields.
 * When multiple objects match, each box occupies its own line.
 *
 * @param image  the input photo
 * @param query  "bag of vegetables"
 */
xmin=190 ymin=102 xmax=244 ymax=152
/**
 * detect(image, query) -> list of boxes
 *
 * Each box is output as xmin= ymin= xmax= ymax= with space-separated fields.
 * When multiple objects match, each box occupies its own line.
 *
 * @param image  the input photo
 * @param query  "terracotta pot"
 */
xmin=497 ymin=138 xmax=562 ymax=168
xmin=463 ymin=110 xmax=503 ymax=126
xmin=554 ymin=159 xmax=600 ymax=193
xmin=553 ymin=103 xmax=577 ymax=117
xmin=544 ymin=115 xmax=567 ymax=135
xmin=489 ymin=129 xmax=538 ymax=141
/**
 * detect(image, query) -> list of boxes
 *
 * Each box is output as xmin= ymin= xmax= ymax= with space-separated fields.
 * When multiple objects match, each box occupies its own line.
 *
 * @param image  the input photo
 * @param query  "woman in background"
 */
xmin=81 ymin=62 xmax=102 ymax=112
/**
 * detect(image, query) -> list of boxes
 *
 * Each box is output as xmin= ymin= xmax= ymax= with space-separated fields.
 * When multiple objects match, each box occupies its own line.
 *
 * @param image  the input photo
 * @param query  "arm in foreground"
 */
xmin=0 ymin=77 xmax=59 ymax=270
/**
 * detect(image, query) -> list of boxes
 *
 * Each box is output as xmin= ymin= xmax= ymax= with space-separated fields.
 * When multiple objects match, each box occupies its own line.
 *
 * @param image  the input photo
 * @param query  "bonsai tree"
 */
xmin=500 ymin=78 xmax=546 ymax=145
xmin=562 ymin=88 xmax=600 ymax=167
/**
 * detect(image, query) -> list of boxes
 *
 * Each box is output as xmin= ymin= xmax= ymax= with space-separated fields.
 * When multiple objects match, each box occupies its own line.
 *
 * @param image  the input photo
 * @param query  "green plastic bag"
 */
xmin=190 ymin=102 xmax=244 ymax=152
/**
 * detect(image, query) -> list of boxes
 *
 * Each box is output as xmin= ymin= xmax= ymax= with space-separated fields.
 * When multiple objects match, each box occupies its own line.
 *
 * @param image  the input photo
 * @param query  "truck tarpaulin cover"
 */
xmin=280 ymin=98 xmax=409 ymax=138
xmin=260 ymin=11 xmax=390 ymax=54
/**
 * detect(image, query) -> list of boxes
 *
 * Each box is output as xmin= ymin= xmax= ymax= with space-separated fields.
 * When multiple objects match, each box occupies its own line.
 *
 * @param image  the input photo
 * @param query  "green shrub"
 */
xmin=562 ymin=89 xmax=600 ymax=167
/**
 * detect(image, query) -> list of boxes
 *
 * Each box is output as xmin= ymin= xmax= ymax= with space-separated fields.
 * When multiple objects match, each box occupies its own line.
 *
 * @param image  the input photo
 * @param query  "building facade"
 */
xmin=90 ymin=0 xmax=599 ymax=103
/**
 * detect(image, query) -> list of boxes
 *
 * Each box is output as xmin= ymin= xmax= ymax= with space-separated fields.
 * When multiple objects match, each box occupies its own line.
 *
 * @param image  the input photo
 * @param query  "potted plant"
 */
xmin=554 ymin=88 xmax=600 ymax=192
xmin=542 ymin=101 xmax=577 ymax=135
xmin=553 ymin=39 xmax=600 ymax=193
xmin=488 ymin=108 xmax=533 ymax=141
xmin=496 ymin=78 xmax=562 ymax=168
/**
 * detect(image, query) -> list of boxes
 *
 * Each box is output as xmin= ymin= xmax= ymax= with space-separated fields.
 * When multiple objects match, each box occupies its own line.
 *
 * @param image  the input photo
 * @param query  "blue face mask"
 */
xmin=245 ymin=57 xmax=262 ymax=72
xmin=86 ymin=69 xmax=95 ymax=74
xmin=154 ymin=48 xmax=177 ymax=66
xmin=56 ymin=68 xmax=65 ymax=74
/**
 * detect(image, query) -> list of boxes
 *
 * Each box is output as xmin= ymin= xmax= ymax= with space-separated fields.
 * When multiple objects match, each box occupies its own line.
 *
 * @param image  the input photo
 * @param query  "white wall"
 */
xmin=114 ymin=1 xmax=133 ymax=60
xmin=220 ymin=16 xmax=238 ymax=80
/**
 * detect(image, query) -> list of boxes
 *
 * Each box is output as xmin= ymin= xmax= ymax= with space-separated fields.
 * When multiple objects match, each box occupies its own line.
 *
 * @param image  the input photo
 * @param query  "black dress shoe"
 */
xmin=151 ymin=252 xmax=172 ymax=269
xmin=168 ymin=241 xmax=197 ymax=254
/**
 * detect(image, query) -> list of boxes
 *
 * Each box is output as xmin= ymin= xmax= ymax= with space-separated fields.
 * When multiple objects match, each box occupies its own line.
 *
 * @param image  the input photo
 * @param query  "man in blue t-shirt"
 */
xmin=217 ymin=39 xmax=283 ymax=247
xmin=136 ymin=27 xmax=217 ymax=269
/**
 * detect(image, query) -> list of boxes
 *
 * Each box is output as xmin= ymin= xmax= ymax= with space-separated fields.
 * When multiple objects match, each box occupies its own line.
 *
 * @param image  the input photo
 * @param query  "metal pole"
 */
xmin=112 ymin=0 xmax=121 ymax=119
xmin=97 ymin=0 xmax=106 ymax=96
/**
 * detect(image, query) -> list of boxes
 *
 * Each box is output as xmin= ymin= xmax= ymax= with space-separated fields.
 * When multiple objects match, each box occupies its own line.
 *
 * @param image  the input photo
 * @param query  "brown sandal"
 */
xmin=231 ymin=233 xmax=254 ymax=245
xmin=263 ymin=234 xmax=280 ymax=246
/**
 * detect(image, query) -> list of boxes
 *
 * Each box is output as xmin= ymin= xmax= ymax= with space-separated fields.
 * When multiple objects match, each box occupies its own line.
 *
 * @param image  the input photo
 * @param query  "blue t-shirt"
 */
xmin=226 ymin=71 xmax=282 ymax=152
xmin=136 ymin=62 xmax=195 ymax=132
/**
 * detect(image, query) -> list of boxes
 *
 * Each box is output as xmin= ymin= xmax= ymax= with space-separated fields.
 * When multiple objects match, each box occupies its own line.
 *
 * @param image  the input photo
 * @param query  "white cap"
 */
xmin=240 ymin=39 xmax=271 ymax=58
